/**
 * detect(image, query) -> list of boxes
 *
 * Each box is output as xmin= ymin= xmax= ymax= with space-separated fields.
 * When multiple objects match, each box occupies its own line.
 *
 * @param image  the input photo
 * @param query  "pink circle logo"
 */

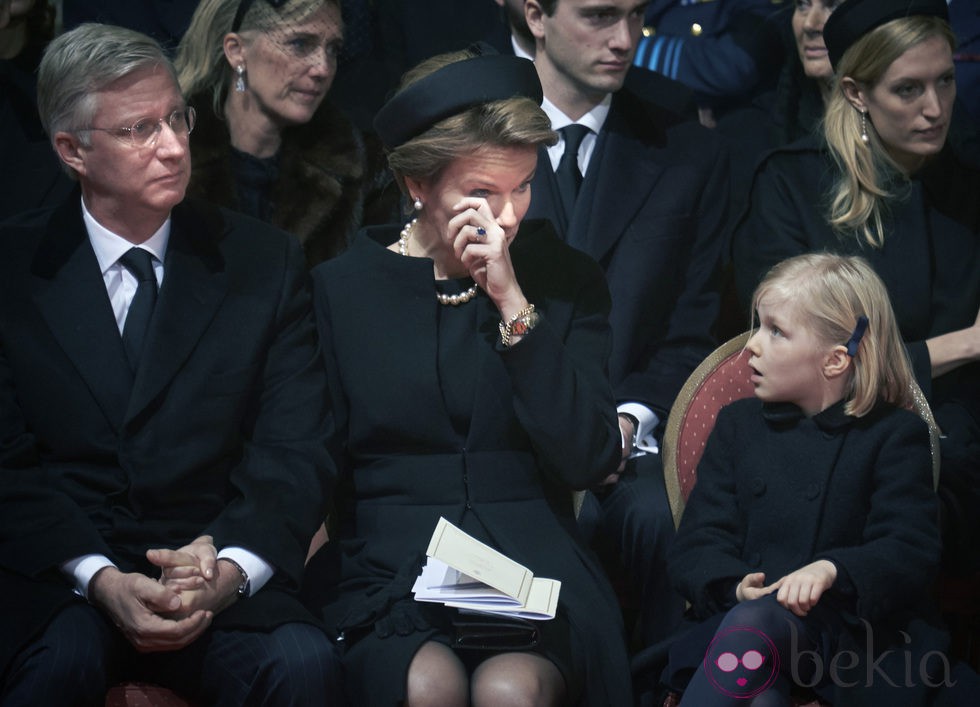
xmin=703 ymin=626 xmax=780 ymax=699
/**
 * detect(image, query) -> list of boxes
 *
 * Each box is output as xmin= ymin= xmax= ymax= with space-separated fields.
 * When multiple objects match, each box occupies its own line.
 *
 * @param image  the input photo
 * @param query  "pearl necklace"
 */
xmin=398 ymin=219 xmax=479 ymax=306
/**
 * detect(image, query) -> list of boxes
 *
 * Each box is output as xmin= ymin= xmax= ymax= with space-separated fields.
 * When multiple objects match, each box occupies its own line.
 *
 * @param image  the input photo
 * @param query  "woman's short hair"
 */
xmin=385 ymin=48 xmax=556 ymax=191
xmin=752 ymin=252 xmax=914 ymax=417
xmin=175 ymin=0 xmax=337 ymax=116
xmin=37 ymin=23 xmax=176 ymax=150
xmin=822 ymin=15 xmax=955 ymax=247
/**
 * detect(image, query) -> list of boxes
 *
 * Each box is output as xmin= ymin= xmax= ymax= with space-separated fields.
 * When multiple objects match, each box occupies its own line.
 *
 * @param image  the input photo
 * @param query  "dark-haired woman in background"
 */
xmin=769 ymin=0 xmax=841 ymax=144
xmin=303 ymin=47 xmax=632 ymax=706
xmin=714 ymin=0 xmax=840 ymax=192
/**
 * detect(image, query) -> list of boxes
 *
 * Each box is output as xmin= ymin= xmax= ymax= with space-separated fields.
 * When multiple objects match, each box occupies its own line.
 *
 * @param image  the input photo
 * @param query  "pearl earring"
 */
xmin=413 ymin=197 xmax=423 ymax=211
xmin=235 ymin=64 xmax=247 ymax=93
xmin=860 ymin=110 xmax=869 ymax=145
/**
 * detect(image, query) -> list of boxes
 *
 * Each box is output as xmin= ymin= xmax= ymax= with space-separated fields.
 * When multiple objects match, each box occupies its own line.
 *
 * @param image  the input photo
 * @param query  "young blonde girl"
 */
xmin=666 ymin=253 xmax=946 ymax=706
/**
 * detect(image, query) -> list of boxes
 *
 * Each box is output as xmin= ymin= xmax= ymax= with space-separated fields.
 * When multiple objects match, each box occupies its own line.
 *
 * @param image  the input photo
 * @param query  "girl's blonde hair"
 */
xmin=386 ymin=48 xmax=557 ymax=193
xmin=174 ymin=0 xmax=336 ymax=117
xmin=752 ymin=253 xmax=914 ymax=417
xmin=822 ymin=15 xmax=955 ymax=248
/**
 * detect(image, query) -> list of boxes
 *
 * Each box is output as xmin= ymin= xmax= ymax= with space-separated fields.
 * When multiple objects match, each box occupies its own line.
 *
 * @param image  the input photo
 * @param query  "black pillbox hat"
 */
xmin=823 ymin=0 xmax=949 ymax=70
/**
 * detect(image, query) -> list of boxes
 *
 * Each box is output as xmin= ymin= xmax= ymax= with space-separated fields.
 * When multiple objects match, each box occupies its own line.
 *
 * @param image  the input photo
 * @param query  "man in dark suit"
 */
xmin=524 ymin=0 xmax=731 ymax=650
xmin=0 ymin=23 xmax=340 ymax=704
xmin=488 ymin=0 xmax=696 ymax=117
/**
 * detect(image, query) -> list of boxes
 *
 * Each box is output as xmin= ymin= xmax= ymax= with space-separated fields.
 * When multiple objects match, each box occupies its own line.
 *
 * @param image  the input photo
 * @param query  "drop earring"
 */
xmin=860 ymin=110 xmax=869 ymax=145
xmin=413 ymin=196 xmax=423 ymax=211
xmin=235 ymin=64 xmax=247 ymax=93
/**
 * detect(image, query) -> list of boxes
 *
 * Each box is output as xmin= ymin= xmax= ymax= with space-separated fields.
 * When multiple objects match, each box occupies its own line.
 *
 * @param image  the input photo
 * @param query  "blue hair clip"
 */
xmin=845 ymin=315 xmax=869 ymax=357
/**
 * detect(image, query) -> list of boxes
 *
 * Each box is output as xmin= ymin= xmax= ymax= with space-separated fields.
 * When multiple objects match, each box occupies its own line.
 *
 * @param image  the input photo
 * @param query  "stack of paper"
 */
xmin=411 ymin=517 xmax=560 ymax=620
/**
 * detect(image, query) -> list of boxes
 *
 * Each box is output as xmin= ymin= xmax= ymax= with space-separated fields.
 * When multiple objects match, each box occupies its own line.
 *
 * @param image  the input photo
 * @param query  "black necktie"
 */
xmin=555 ymin=124 xmax=590 ymax=222
xmin=119 ymin=248 xmax=158 ymax=370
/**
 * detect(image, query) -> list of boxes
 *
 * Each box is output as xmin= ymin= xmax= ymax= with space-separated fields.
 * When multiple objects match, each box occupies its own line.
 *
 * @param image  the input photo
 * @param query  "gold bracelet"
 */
xmin=499 ymin=304 xmax=538 ymax=347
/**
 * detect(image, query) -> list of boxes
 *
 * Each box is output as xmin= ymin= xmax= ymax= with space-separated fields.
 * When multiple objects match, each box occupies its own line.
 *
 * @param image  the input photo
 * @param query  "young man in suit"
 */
xmin=0 ymin=23 xmax=340 ymax=704
xmin=524 ymin=0 xmax=732 ymax=650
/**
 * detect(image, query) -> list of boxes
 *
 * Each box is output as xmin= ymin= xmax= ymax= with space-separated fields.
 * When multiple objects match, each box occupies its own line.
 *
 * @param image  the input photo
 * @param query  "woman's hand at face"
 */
xmin=449 ymin=197 xmax=527 ymax=319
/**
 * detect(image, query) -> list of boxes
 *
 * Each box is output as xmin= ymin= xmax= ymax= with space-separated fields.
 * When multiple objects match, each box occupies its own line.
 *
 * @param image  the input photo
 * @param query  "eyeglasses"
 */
xmin=231 ymin=0 xmax=289 ymax=33
xmin=82 ymin=107 xmax=197 ymax=148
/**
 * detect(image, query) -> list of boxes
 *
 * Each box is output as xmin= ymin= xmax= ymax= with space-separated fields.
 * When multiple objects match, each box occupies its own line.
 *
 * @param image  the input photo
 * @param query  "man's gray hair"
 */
xmin=38 ymin=23 xmax=179 ymax=148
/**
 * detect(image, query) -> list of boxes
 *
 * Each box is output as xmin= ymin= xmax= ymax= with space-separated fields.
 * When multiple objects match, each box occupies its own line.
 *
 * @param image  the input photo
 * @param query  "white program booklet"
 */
xmin=412 ymin=517 xmax=561 ymax=620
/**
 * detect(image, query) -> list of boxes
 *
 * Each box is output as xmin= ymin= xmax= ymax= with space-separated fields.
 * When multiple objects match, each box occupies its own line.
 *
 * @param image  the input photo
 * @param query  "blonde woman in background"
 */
xmin=176 ymin=0 xmax=379 ymax=265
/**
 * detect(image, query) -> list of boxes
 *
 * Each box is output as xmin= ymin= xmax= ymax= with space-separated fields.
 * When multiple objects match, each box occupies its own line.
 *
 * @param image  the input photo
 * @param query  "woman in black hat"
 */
xmin=302 ymin=46 xmax=632 ymax=706
xmin=732 ymin=0 xmax=980 ymax=574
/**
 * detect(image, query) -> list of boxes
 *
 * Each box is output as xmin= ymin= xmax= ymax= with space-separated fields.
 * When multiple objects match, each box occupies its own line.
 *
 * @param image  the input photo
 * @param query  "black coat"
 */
xmin=0 ymin=193 xmax=333 ymax=675
xmin=669 ymin=398 xmax=946 ymax=706
xmin=304 ymin=221 xmax=632 ymax=705
xmin=526 ymin=88 xmax=731 ymax=422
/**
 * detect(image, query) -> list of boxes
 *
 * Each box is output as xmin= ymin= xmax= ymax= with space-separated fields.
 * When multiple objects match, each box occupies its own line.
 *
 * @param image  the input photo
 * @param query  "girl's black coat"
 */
xmin=669 ymin=397 xmax=947 ymax=706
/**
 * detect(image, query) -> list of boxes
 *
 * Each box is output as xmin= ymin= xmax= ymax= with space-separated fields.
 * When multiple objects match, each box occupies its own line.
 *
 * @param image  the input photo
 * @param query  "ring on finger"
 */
xmin=475 ymin=226 xmax=487 ymax=239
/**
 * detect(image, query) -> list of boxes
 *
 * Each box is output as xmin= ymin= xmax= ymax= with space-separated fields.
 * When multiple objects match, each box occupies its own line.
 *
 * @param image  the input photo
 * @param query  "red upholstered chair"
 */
xmin=105 ymin=523 xmax=330 ymax=707
xmin=659 ymin=331 xmax=942 ymax=707
xmin=662 ymin=331 xmax=757 ymax=529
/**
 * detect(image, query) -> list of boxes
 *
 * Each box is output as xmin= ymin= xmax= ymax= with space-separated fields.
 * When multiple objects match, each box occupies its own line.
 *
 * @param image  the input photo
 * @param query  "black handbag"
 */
xmin=451 ymin=612 xmax=540 ymax=651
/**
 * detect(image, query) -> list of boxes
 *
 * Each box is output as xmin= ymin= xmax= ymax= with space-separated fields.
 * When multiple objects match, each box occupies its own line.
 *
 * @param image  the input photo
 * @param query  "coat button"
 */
xmin=805 ymin=483 xmax=821 ymax=500
xmin=748 ymin=553 xmax=761 ymax=567
xmin=750 ymin=478 xmax=766 ymax=496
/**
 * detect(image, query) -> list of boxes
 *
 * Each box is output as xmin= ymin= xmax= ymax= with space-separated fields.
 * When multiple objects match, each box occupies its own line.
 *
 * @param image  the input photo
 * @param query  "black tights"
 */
xmin=679 ymin=595 xmax=835 ymax=706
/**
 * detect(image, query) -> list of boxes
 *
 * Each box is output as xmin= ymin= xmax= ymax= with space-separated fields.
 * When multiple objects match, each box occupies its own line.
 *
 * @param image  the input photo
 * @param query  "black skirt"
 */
xmin=341 ymin=597 xmax=580 ymax=705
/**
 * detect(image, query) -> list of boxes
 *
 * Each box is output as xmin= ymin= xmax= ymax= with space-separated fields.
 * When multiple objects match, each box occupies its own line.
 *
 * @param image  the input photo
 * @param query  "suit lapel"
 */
xmin=31 ymin=197 xmax=132 ymax=431
xmin=125 ymin=201 xmax=228 ymax=423
xmin=574 ymin=95 xmax=667 ymax=263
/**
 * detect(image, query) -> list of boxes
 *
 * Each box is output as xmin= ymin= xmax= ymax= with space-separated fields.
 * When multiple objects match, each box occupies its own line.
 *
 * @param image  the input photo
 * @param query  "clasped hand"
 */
xmin=152 ymin=534 xmax=240 ymax=612
xmin=88 ymin=535 xmax=239 ymax=652
xmin=735 ymin=559 xmax=838 ymax=617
